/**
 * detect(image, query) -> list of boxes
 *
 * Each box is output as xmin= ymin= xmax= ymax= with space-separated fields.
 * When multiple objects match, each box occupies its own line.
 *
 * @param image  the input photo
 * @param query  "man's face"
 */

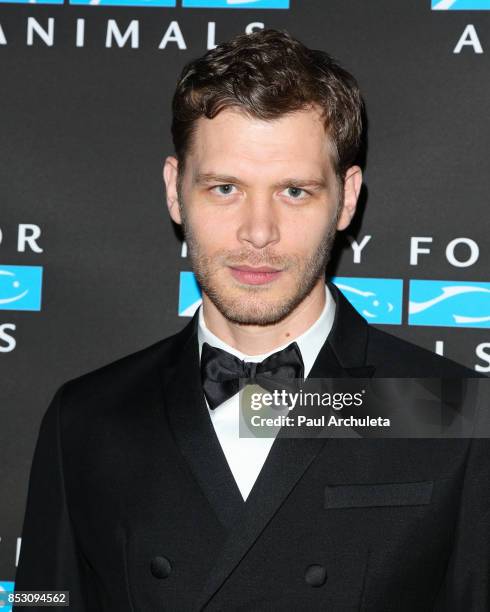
xmin=164 ymin=106 xmax=360 ymax=326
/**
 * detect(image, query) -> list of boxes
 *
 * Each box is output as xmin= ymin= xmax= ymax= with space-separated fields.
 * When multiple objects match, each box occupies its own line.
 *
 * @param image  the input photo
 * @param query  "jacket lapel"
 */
xmin=309 ymin=281 xmax=376 ymax=379
xmin=195 ymin=280 xmax=376 ymax=610
xmin=163 ymin=313 xmax=246 ymax=533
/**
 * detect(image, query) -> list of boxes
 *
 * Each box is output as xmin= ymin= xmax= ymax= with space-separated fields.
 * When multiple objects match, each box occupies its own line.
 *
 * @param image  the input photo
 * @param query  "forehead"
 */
xmin=187 ymin=106 xmax=337 ymax=179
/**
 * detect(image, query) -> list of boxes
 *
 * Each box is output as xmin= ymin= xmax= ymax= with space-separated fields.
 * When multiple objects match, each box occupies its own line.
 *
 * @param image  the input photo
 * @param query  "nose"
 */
xmin=236 ymin=194 xmax=280 ymax=250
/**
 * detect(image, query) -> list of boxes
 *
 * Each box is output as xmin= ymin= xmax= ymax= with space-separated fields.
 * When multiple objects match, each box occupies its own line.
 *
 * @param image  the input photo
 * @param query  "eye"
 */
xmin=282 ymin=187 xmax=309 ymax=200
xmin=210 ymin=184 xmax=237 ymax=196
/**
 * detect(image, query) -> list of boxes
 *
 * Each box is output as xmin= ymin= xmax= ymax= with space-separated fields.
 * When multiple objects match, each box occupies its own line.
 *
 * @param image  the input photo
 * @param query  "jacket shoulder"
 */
xmin=57 ymin=323 xmax=193 ymax=411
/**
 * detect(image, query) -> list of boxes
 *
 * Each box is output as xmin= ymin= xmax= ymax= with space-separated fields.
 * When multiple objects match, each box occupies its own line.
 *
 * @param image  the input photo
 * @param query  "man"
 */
xmin=14 ymin=28 xmax=489 ymax=611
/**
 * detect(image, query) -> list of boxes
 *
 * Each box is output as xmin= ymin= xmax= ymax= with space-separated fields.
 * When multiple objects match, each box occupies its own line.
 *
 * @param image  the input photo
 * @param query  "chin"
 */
xmin=219 ymin=308 xmax=290 ymax=327
xmin=212 ymin=291 xmax=297 ymax=327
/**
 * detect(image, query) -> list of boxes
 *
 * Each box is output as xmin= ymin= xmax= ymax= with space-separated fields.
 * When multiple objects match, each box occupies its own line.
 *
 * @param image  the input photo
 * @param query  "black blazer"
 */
xmin=14 ymin=282 xmax=489 ymax=611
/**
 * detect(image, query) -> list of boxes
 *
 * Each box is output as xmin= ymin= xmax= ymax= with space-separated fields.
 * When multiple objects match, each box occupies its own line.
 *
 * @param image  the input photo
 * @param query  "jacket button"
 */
xmin=304 ymin=564 xmax=327 ymax=587
xmin=150 ymin=556 xmax=172 ymax=579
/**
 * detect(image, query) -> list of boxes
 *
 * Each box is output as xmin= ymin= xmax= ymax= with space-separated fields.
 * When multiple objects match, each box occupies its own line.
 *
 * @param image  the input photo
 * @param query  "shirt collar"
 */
xmin=197 ymin=283 xmax=335 ymax=378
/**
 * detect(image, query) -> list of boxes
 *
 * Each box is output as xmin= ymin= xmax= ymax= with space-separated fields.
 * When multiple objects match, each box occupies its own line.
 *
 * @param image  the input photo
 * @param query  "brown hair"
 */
xmin=171 ymin=28 xmax=363 ymax=183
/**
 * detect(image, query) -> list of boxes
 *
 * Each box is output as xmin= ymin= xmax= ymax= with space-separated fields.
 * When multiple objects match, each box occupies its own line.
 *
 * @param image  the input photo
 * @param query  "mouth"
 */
xmin=229 ymin=265 xmax=283 ymax=286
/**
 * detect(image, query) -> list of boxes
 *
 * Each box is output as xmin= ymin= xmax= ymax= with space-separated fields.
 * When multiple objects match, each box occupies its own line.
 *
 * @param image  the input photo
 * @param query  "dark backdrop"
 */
xmin=1 ymin=0 xmax=489 ymax=586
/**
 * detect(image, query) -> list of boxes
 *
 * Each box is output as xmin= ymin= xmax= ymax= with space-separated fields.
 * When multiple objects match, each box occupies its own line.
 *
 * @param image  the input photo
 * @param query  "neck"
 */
xmin=201 ymin=278 xmax=326 ymax=356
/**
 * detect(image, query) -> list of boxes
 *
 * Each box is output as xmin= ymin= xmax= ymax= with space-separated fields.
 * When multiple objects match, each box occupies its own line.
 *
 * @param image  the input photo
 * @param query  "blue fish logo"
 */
xmin=331 ymin=277 xmax=403 ymax=325
xmin=0 ymin=0 xmax=62 ymax=4
xmin=182 ymin=0 xmax=289 ymax=8
xmin=0 ymin=581 xmax=14 ymax=611
xmin=70 ymin=0 xmax=174 ymax=5
xmin=432 ymin=0 xmax=490 ymax=9
xmin=179 ymin=271 xmax=202 ymax=317
xmin=0 ymin=265 xmax=43 ymax=311
xmin=409 ymin=280 xmax=490 ymax=328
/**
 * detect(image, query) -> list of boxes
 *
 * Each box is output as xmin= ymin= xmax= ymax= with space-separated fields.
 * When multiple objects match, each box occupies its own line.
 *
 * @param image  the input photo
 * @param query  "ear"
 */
xmin=336 ymin=165 xmax=362 ymax=231
xmin=163 ymin=156 xmax=182 ymax=225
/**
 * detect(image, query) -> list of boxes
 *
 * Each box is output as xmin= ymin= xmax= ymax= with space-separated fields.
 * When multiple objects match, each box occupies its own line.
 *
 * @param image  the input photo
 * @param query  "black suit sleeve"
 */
xmin=13 ymin=385 xmax=87 ymax=611
xmin=434 ymin=438 xmax=490 ymax=611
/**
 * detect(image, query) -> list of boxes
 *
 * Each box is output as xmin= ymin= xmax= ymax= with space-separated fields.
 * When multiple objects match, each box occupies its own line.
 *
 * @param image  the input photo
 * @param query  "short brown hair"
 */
xmin=171 ymin=28 xmax=363 ymax=182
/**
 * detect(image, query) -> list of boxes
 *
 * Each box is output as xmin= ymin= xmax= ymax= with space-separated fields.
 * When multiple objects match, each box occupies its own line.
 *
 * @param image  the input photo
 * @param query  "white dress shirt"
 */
xmin=197 ymin=284 xmax=336 ymax=501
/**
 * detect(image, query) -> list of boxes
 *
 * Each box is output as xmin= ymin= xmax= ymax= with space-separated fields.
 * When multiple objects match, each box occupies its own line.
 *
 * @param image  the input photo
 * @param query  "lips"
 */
xmin=233 ymin=265 xmax=280 ymax=273
xmin=229 ymin=265 xmax=283 ymax=286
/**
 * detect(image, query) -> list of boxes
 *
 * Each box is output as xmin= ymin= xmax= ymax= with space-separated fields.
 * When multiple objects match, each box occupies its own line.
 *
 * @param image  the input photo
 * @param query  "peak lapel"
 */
xmin=315 ymin=280 xmax=377 ymax=379
xmin=195 ymin=282 xmax=376 ymax=610
xmin=163 ymin=311 xmax=246 ymax=533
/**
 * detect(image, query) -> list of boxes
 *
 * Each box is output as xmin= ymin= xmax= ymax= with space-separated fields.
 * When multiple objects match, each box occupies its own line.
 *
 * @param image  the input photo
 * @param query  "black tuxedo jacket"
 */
xmin=14 ymin=282 xmax=489 ymax=611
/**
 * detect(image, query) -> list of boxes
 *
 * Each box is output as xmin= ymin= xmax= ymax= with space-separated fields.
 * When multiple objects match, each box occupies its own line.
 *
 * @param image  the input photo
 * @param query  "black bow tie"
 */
xmin=200 ymin=341 xmax=305 ymax=410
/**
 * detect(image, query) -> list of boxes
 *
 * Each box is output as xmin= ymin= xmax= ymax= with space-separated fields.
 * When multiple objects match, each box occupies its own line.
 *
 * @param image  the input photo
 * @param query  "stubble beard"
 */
xmin=178 ymin=189 xmax=341 ymax=327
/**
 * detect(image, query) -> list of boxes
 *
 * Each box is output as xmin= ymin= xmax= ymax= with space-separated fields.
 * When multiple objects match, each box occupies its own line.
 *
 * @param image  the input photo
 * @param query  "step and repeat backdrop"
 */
xmin=1 ymin=0 xmax=489 ymax=594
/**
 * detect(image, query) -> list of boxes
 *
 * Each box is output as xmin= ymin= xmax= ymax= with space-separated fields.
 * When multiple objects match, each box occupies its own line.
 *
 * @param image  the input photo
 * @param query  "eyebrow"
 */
xmin=193 ymin=173 xmax=328 ymax=191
